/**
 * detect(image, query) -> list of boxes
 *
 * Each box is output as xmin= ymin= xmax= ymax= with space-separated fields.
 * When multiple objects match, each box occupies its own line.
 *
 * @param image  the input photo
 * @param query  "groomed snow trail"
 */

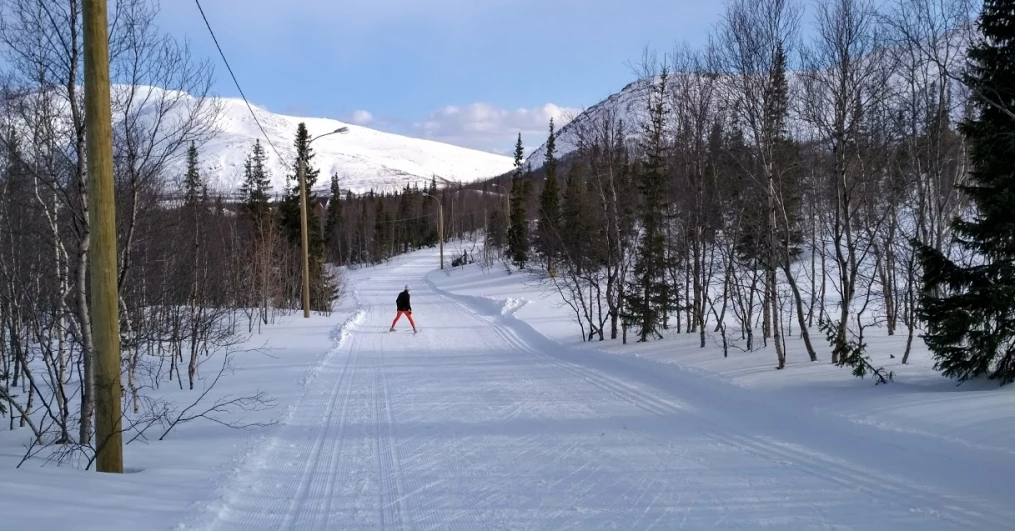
xmin=200 ymin=255 xmax=1015 ymax=530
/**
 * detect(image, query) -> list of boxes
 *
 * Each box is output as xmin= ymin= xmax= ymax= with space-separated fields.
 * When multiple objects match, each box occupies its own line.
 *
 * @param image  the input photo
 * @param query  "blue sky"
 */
xmin=155 ymin=0 xmax=725 ymax=155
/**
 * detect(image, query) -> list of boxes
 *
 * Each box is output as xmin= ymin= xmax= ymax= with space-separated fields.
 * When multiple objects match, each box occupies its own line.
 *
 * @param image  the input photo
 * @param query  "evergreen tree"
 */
xmin=486 ymin=208 xmax=508 ymax=251
xmin=180 ymin=142 xmax=206 ymax=306
xmin=373 ymin=199 xmax=390 ymax=262
xmin=183 ymin=142 xmax=204 ymax=208
xmin=2 ymin=127 xmax=26 ymax=186
xmin=536 ymin=119 xmax=562 ymax=271
xmin=734 ymin=46 xmax=804 ymax=274
xmin=624 ymin=68 xmax=671 ymax=342
xmin=513 ymin=133 xmax=524 ymax=172
xmin=324 ymin=173 xmax=344 ymax=263
xmin=915 ymin=0 xmax=1015 ymax=385
xmin=352 ymin=197 xmax=367 ymax=264
xmin=279 ymin=123 xmax=322 ymax=244
xmin=277 ymin=123 xmax=333 ymax=311
xmin=560 ymin=166 xmax=591 ymax=272
xmin=506 ymin=134 xmax=530 ymax=268
xmin=396 ymin=186 xmax=413 ymax=253
xmin=239 ymin=139 xmax=272 ymax=223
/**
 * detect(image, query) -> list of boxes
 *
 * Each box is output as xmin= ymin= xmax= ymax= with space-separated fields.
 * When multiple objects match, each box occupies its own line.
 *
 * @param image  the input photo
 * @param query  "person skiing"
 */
xmin=390 ymin=284 xmax=417 ymax=333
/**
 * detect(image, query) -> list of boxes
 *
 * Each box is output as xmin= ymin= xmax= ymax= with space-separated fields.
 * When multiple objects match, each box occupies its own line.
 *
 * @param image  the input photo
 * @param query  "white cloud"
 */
xmin=349 ymin=110 xmax=374 ymax=125
xmin=412 ymin=102 xmax=581 ymax=155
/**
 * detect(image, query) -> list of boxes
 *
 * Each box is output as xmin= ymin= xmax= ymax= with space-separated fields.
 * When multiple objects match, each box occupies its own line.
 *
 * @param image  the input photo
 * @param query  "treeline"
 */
xmin=476 ymin=0 xmax=1004 ymax=385
xmin=328 ymin=175 xmax=523 ymax=267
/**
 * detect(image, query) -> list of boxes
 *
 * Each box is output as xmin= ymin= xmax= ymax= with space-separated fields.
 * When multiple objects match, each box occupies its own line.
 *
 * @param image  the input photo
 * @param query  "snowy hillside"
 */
xmin=188 ymin=95 xmax=515 ymax=196
xmin=96 ymin=85 xmax=512 ymax=196
xmin=525 ymin=76 xmax=647 ymax=167
xmin=526 ymin=34 xmax=970 ymax=169
xmin=5 ymin=85 xmax=514 ymax=195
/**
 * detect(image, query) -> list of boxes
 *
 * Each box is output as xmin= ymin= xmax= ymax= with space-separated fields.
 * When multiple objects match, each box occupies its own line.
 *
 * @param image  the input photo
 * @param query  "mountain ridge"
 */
xmin=187 ymin=93 xmax=515 ymax=196
xmin=525 ymin=29 xmax=971 ymax=170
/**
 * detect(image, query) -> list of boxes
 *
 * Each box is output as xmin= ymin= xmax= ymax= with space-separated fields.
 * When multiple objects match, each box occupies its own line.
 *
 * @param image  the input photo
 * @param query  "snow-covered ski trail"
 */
xmin=195 ymin=254 xmax=1015 ymax=530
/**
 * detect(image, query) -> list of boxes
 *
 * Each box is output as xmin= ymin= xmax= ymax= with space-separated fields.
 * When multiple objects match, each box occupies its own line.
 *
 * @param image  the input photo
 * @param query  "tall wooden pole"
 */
xmin=298 ymin=155 xmax=311 ymax=318
xmin=421 ymin=191 xmax=444 ymax=270
xmin=83 ymin=0 xmax=123 ymax=473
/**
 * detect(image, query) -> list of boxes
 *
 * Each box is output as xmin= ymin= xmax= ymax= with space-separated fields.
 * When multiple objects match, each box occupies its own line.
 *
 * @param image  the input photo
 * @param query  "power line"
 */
xmin=349 ymin=212 xmax=439 ymax=225
xmin=193 ymin=0 xmax=289 ymax=167
xmin=383 ymin=212 xmax=438 ymax=224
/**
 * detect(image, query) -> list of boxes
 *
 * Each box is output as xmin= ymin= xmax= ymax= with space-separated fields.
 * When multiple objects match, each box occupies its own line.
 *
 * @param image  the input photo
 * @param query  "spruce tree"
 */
xmin=560 ymin=166 xmax=590 ymax=272
xmin=278 ymin=123 xmax=333 ymax=311
xmin=239 ymin=139 xmax=272 ymax=223
xmin=507 ymin=134 xmax=530 ymax=268
xmin=373 ymin=199 xmax=390 ymax=262
xmin=396 ymin=186 xmax=412 ymax=253
xmin=183 ymin=142 xmax=204 ymax=208
xmin=486 ymin=208 xmax=508 ymax=251
xmin=279 ymin=123 xmax=322 ymax=244
xmin=324 ymin=173 xmax=344 ymax=263
xmin=915 ymin=0 xmax=1015 ymax=385
xmin=536 ymin=119 xmax=561 ymax=271
xmin=181 ymin=143 xmax=205 ymax=306
xmin=624 ymin=68 xmax=671 ymax=342
xmin=352 ymin=197 xmax=367 ymax=264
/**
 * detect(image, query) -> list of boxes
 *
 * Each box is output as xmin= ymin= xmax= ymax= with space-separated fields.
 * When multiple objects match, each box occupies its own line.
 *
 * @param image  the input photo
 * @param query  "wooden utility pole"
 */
xmin=421 ymin=191 xmax=444 ymax=270
xmin=296 ymin=127 xmax=346 ymax=318
xmin=83 ymin=0 xmax=123 ymax=473
xmin=438 ymin=203 xmax=444 ymax=270
xmin=298 ymin=155 xmax=311 ymax=318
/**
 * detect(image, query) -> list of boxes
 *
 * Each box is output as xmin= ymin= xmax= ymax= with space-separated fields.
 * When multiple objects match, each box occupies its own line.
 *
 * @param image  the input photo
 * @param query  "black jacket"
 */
xmin=396 ymin=290 xmax=411 ymax=312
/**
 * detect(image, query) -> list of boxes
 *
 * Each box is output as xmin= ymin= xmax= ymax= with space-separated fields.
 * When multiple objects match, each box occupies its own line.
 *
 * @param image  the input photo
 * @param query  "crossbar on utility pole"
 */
xmin=83 ymin=0 xmax=123 ymax=473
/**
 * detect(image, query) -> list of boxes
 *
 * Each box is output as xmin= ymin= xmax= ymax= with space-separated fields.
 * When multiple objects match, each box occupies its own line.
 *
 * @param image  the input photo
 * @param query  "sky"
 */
xmin=154 ymin=1 xmax=725 ymax=155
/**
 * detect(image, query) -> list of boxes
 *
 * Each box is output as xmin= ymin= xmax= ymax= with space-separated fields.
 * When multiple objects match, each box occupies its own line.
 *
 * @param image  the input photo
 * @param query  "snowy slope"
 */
xmin=527 ymin=34 xmax=971 ymax=169
xmin=192 ymin=94 xmax=515 ymax=196
xmin=5 ymin=84 xmax=514 ymax=195
xmin=6 ymin=84 xmax=514 ymax=195
xmin=3 ymin=246 xmax=1015 ymax=529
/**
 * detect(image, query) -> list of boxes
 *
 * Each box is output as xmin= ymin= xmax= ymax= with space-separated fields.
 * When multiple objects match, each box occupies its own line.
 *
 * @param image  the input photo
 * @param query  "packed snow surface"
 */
xmin=2 ymin=247 xmax=1014 ymax=530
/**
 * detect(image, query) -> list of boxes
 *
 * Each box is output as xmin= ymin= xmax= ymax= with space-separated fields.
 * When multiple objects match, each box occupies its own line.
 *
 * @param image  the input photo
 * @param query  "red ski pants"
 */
xmin=391 ymin=310 xmax=415 ymax=329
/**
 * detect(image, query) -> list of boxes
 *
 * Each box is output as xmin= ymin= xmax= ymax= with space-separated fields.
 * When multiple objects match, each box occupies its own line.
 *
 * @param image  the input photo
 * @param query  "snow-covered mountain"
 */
xmin=163 ymin=91 xmax=515 ymax=196
xmin=526 ymin=32 xmax=971 ymax=170
xmin=524 ymin=77 xmax=648 ymax=168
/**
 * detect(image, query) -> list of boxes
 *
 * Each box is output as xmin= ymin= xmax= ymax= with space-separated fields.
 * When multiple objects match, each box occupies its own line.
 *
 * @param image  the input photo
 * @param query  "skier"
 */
xmin=390 ymin=284 xmax=417 ymax=333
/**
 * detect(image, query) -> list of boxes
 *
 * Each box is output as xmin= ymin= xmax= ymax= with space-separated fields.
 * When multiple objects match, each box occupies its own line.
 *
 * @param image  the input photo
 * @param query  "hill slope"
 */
xmin=156 ymin=89 xmax=515 ymax=196
xmin=526 ymin=34 xmax=970 ymax=170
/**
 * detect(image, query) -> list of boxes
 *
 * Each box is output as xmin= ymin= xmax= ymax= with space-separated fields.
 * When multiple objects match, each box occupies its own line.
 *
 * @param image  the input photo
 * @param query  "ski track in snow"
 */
xmin=193 ymin=254 xmax=1015 ymax=530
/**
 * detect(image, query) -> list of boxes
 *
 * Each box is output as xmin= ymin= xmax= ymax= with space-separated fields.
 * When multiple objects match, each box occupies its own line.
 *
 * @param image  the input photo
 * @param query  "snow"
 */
xmin=3 ymin=246 xmax=1015 ymax=529
xmin=5 ymin=84 xmax=515 ymax=197
xmin=526 ymin=31 xmax=972 ymax=170
xmin=190 ymin=95 xmax=516 ymax=196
